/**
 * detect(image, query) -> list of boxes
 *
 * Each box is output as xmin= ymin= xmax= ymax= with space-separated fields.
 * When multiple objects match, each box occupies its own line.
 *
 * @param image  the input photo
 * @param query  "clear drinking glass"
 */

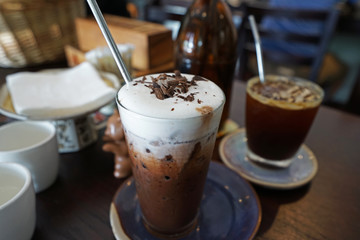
xmin=116 ymin=73 xmax=225 ymax=238
xmin=245 ymin=75 xmax=324 ymax=167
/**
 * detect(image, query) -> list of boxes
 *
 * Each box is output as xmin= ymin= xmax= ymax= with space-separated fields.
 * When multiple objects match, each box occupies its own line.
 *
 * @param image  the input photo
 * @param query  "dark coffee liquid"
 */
xmin=176 ymin=57 xmax=235 ymax=127
xmin=246 ymin=78 xmax=321 ymax=160
xmin=130 ymin=149 xmax=208 ymax=236
xmin=127 ymin=131 xmax=217 ymax=237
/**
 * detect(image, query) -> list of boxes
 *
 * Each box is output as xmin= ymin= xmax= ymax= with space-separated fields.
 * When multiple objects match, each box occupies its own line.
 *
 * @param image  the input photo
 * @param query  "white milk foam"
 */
xmin=117 ymin=73 xmax=225 ymax=145
xmin=117 ymin=73 xmax=225 ymax=119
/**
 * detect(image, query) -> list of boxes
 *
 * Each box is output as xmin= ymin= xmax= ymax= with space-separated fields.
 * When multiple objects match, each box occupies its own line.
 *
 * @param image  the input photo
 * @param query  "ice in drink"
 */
xmin=117 ymin=72 xmax=225 ymax=238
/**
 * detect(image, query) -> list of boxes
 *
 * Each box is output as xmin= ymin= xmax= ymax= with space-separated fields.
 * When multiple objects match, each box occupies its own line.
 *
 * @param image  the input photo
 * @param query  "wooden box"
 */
xmin=75 ymin=15 xmax=174 ymax=70
xmin=64 ymin=45 xmax=175 ymax=78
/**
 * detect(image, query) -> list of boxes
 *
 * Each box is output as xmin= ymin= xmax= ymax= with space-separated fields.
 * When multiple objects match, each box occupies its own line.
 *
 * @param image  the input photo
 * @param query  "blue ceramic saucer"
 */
xmin=219 ymin=128 xmax=318 ymax=189
xmin=110 ymin=161 xmax=261 ymax=240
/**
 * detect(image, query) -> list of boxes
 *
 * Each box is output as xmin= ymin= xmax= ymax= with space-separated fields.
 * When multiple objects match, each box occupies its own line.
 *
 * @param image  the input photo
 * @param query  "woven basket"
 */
xmin=0 ymin=0 xmax=85 ymax=67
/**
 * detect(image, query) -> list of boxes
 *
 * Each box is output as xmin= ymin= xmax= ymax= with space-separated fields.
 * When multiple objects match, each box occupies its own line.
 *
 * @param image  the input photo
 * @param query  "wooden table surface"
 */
xmin=1 ymin=65 xmax=360 ymax=240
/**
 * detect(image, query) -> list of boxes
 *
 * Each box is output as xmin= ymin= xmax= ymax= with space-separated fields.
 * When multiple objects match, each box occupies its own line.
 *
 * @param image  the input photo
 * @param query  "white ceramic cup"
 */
xmin=0 ymin=121 xmax=59 ymax=192
xmin=0 ymin=162 xmax=36 ymax=240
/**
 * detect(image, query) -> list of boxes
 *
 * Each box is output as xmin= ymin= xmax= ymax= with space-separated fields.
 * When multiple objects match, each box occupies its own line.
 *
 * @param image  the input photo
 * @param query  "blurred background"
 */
xmin=124 ymin=0 xmax=360 ymax=116
xmin=1 ymin=0 xmax=359 ymax=116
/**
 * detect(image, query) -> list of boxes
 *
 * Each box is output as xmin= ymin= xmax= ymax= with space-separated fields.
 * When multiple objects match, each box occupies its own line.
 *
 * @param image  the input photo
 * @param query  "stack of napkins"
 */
xmin=6 ymin=62 xmax=117 ymax=119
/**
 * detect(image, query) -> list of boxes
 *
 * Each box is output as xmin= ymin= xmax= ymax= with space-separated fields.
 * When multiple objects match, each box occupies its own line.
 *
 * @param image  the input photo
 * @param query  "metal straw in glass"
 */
xmin=248 ymin=15 xmax=265 ymax=84
xmin=86 ymin=0 xmax=132 ymax=85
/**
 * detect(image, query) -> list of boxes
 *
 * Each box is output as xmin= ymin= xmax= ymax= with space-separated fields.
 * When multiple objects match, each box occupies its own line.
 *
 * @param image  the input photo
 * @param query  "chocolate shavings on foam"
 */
xmin=142 ymin=71 xmax=207 ymax=101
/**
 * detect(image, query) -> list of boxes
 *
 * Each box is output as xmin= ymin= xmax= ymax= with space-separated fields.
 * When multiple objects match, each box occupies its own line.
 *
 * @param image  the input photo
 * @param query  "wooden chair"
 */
xmin=235 ymin=2 xmax=341 ymax=83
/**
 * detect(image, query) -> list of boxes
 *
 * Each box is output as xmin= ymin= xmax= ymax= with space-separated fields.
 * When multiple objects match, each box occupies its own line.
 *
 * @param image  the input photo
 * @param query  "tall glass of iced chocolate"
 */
xmin=246 ymin=75 xmax=323 ymax=168
xmin=116 ymin=72 xmax=225 ymax=238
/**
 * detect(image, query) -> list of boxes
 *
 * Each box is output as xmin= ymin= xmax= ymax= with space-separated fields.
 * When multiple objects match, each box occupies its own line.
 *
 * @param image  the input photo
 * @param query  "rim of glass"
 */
xmin=116 ymin=91 xmax=226 ymax=121
xmin=247 ymin=74 xmax=324 ymax=103
xmin=116 ymin=72 xmax=226 ymax=121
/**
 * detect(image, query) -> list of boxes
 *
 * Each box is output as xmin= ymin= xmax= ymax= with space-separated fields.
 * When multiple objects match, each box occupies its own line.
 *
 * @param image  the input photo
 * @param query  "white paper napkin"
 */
xmin=6 ymin=62 xmax=117 ymax=119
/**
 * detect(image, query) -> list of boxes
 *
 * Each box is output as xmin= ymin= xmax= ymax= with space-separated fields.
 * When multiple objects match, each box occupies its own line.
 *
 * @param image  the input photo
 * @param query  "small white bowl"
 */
xmin=0 ymin=121 xmax=59 ymax=192
xmin=0 ymin=162 xmax=36 ymax=240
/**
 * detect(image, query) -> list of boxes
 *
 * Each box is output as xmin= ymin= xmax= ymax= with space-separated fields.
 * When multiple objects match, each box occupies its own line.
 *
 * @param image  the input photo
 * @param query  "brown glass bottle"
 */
xmin=175 ymin=0 xmax=237 ymax=128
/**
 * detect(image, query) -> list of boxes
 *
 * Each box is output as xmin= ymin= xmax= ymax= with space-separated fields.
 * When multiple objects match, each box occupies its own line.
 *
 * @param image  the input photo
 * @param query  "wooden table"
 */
xmin=1 ymin=66 xmax=360 ymax=239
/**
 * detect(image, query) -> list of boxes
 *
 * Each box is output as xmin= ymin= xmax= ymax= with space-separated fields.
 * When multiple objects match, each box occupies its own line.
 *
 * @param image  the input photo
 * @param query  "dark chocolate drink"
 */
xmin=245 ymin=75 xmax=323 ymax=167
xmin=128 ymin=136 xmax=215 ymax=237
xmin=117 ymin=73 xmax=225 ymax=238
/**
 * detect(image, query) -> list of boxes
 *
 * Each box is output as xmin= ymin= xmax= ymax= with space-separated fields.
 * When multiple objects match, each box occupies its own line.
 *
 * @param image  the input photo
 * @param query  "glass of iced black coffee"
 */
xmin=245 ymin=75 xmax=324 ymax=167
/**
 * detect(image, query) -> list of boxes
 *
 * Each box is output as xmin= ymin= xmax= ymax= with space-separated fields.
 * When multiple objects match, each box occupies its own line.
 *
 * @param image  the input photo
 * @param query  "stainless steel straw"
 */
xmin=86 ymin=0 xmax=132 ymax=85
xmin=248 ymin=15 xmax=265 ymax=84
